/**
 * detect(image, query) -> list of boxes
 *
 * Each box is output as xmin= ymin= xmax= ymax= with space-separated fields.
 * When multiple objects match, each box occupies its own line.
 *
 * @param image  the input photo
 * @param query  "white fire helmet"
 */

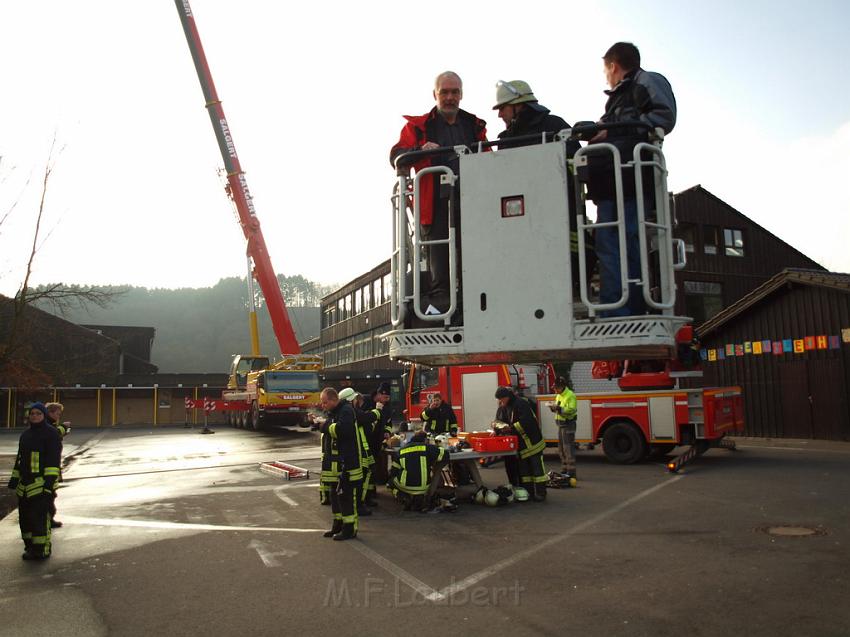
xmin=484 ymin=490 xmax=501 ymax=507
xmin=514 ymin=486 xmax=530 ymax=502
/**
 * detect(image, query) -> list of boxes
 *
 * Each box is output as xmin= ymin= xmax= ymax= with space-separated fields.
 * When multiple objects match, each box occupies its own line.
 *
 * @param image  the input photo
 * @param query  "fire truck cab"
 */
xmin=384 ymin=125 xmax=688 ymax=366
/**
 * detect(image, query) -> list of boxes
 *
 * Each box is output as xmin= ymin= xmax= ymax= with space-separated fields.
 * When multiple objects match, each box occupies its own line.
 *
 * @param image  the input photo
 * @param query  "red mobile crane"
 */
xmin=175 ymin=1 xmax=321 ymax=429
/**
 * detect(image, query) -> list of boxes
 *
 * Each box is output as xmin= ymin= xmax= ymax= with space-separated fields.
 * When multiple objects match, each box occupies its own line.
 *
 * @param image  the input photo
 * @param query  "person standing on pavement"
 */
xmin=390 ymin=71 xmax=488 ymax=312
xmin=44 ymin=402 xmax=68 ymax=528
xmin=318 ymin=388 xmax=362 ymax=541
xmin=494 ymin=387 xmax=547 ymax=501
xmin=339 ymin=388 xmax=380 ymax=516
xmin=421 ymin=393 xmax=458 ymax=437
xmin=549 ymin=377 xmax=578 ymax=482
xmin=588 ymin=42 xmax=676 ymax=317
xmin=7 ymin=402 xmax=62 ymax=560
xmin=361 ymin=382 xmax=393 ymax=492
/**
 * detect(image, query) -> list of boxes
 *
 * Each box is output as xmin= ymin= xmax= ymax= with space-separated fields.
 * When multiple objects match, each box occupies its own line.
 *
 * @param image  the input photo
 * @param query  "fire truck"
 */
xmin=386 ymin=119 xmax=744 ymax=467
xmin=404 ymin=356 xmax=743 ymax=467
xmin=175 ymin=1 xmax=321 ymax=429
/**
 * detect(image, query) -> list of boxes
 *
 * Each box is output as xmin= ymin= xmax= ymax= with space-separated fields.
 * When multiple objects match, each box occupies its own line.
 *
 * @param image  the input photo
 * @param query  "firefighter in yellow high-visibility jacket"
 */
xmin=7 ymin=403 xmax=62 ymax=560
xmin=549 ymin=377 xmax=578 ymax=481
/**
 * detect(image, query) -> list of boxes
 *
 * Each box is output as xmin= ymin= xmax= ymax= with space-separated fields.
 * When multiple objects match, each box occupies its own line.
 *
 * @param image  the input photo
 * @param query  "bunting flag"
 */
xmin=829 ymin=335 xmax=840 ymax=349
xmin=703 ymin=330 xmax=848 ymax=362
xmin=753 ymin=341 xmax=763 ymax=354
xmin=817 ymin=335 xmax=828 ymax=350
xmin=708 ymin=349 xmax=717 ymax=361
xmin=725 ymin=344 xmax=734 ymax=356
xmin=735 ymin=344 xmax=744 ymax=356
xmin=783 ymin=339 xmax=793 ymax=352
xmin=804 ymin=336 xmax=816 ymax=350
xmin=700 ymin=349 xmax=708 ymax=360
xmin=718 ymin=348 xmax=726 ymax=360
xmin=772 ymin=341 xmax=783 ymax=355
xmin=793 ymin=339 xmax=805 ymax=354
xmin=744 ymin=341 xmax=752 ymax=354
xmin=762 ymin=339 xmax=772 ymax=352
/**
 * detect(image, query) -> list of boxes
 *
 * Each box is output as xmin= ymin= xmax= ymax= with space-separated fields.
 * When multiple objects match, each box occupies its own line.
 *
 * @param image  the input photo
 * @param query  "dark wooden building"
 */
xmin=672 ymin=186 xmax=823 ymax=324
xmin=695 ymin=269 xmax=850 ymax=440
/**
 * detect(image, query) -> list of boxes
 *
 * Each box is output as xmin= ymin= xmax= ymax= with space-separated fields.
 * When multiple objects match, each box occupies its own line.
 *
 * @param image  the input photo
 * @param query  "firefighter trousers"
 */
xmin=519 ymin=450 xmax=548 ymax=499
xmin=329 ymin=478 xmax=360 ymax=531
xmin=18 ymin=495 xmax=52 ymax=557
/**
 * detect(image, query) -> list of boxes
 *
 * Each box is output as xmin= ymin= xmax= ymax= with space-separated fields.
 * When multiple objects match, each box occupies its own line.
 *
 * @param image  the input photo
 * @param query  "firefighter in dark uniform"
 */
xmin=339 ymin=388 xmax=381 ymax=515
xmin=361 ymin=382 xmax=394 ymax=491
xmin=45 ymin=402 xmax=68 ymax=528
xmin=494 ymin=386 xmax=547 ymax=501
xmin=319 ymin=387 xmax=363 ymax=541
xmin=7 ymin=402 xmax=62 ymax=560
xmin=389 ymin=429 xmax=448 ymax=511
xmin=421 ymin=393 xmax=458 ymax=436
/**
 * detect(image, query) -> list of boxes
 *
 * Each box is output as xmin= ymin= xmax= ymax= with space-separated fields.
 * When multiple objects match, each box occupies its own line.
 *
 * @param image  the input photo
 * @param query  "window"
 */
xmin=684 ymin=280 xmax=724 ymax=325
xmin=338 ymin=339 xmax=353 ymax=365
xmin=724 ymin=228 xmax=745 ymax=257
xmin=362 ymin=284 xmax=371 ymax=310
xmin=344 ymin=295 xmax=351 ymax=320
xmin=337 ymin=298 xmax=345 ymax=321
xmin=676 ymin=222 xmax=696 ymax=253
xmin=373 ymin=330 xmax=389 ymax=356
xmin=382 ymin=273 xmax=392 ymax=304
xmin=354 ymin=289 xmax=362 ymax=315
xmin=354 ymin=336 xmax=372 ymax=361
xmin=373 ymin=279 xmax=381 ymax=306
xmin=703 ymin=226 xmax=719 ymax=256
xmin=323 ymin=346 xmax=338 ymax=367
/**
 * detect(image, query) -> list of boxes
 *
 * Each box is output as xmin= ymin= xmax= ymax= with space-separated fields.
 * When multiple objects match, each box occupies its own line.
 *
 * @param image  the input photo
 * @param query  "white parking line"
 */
xmin=61 ymin=515 xmax=323 ymax=533
xmin=249 ymin=539 xmax=298 ymax=567
xmin=274 ymin=486 xmax=299 ymax=507
xmin=431 ymin=475 xmax=685 ymax=601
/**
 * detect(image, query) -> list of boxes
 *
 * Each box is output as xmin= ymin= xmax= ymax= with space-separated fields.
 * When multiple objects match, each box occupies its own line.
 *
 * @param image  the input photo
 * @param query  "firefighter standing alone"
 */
xmin=549 ymin=377 xmax=579 ymax=484
xmin=318 ymin=388 xmax=362 ymax=541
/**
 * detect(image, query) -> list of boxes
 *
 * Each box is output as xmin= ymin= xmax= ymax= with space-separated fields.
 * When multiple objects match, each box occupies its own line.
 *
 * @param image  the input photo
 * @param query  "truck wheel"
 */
xmin=602 ymin=422 xmax=647 ymax=464
xmin=237 ymin=410 xmax=246 ymax=429
xmin=251 ymin=402 xmax=263 ymax=431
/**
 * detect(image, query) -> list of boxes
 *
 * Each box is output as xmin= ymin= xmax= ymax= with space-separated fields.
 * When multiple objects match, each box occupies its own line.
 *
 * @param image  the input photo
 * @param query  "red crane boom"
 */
xmin=174 ymin=0 xmax=300 ymax=355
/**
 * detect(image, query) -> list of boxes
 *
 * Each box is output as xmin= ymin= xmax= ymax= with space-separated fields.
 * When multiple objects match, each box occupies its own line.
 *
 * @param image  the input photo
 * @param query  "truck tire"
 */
xmin=251 ymin=402 xmax=263 ymax=431
xmin=602 ymin=421 xmax=647 ymax=464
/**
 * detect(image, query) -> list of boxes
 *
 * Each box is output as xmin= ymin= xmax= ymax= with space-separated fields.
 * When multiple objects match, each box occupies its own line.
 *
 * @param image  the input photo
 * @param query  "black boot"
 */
xmin=51 ymin=519 xmax=63 ymax=528
xmin=532 ymin=484 xmax=547 ymax=502
xmin=333 ymin=523 xmax=357 ymax=541
xmin=357 ymin=505 xmax=372 ymax=516
xmin=323 ymin=519 xmax=343 ymax=538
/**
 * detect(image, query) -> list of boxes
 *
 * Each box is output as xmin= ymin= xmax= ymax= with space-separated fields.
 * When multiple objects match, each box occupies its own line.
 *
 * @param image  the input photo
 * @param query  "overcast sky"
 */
xmin=1 ymin=0 xmax=848 ymax=298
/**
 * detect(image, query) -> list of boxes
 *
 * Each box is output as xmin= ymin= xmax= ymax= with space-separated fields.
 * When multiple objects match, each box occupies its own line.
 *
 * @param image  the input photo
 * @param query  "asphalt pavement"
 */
xmin=0 ymin=426 xmax=848 ymax=637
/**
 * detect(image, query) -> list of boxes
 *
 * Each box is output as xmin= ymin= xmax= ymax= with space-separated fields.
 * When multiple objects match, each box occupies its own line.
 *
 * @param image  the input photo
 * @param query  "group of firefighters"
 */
xmin=7 ymin=401 xmax=69 ymax=560
xmin=314 ymin=377 xmax=578 ymax=542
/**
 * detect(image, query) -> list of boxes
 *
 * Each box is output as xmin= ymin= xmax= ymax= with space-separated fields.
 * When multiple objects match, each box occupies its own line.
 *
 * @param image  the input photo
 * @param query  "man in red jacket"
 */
xmin=390 ymin=71 xmax=487 ymax=312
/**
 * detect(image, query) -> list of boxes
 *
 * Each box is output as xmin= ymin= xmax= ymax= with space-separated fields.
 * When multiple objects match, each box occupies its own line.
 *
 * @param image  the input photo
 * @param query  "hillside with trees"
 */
xmin=33 ymin=274 xmax=332 ymax=373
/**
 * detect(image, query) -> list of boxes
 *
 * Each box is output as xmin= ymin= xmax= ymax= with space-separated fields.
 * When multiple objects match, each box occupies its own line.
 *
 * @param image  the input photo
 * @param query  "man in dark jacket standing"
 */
xmin=361 ymin=382 xmax=393 ymax=492
xmin=319 ymin=388 xmax=362 ymax=541
xmin=494 ymin=80 xmax=591 ymax=297
xmin=495 ymin=387 xmax=547 ymax=501
xmin=7 ymin=402 xmax=62 ymax=560
xmin=588 ymin=42 xmax=676 ymax=317
xmin=390 ymin=71 xmax=488 ymax=310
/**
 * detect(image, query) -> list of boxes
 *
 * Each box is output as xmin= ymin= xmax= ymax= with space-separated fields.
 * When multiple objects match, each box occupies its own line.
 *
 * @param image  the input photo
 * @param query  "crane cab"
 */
xmin=383 ymin=128 xmax=689 ymax=366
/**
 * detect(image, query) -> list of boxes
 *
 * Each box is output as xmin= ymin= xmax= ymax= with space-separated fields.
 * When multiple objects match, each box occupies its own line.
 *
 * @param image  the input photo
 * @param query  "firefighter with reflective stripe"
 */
xmin=319 ymin=387 xmax=363 ymax=541
xmin=549 ymin=377 xmax=578 ymax=481
xmin=421 ymin=393 xmax=458 ymax=436
xmin=340 ymin=388 xmax=381 ymax=515
xmin=7 ymin=402 xmax=62 ymax=560
xmin=494 ymin=387 xmax=547 ymax=501
xmin=361 ymin=382 xmax=394 ymax=487
xmin=45 ymin=402 xmax=68 ymax=528
xmin=389 ymin=430 xmax=448 ymax=510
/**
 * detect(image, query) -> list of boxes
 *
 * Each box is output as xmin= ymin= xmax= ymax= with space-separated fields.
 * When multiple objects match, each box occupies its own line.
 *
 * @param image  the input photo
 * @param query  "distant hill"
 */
xmin=35 ymin=276 xmax=328 ymax=373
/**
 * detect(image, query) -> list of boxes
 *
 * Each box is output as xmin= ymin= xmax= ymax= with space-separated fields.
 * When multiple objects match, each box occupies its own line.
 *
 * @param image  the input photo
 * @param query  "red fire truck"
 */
xmin=404 ymin=355 xmax=743 ymax=468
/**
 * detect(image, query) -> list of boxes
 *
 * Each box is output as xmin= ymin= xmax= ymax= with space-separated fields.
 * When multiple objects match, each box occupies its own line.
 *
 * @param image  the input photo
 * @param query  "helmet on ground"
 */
xmin=484 ymin=490 xmax=501 ymax=507
xmin=514 ymin=486 xmax=530 ymax=502
xmin=493 ymin=80 xmax=537 ymax=110
xmin=497 ymin=484 xmax=515 ymax=504
xmin=338 ymin=387 xmax=357 ymax=402
xmin=494 ymin=386 xmax=514 ymax=400
xmin=473 ymin=486 xmax=488 ymax=505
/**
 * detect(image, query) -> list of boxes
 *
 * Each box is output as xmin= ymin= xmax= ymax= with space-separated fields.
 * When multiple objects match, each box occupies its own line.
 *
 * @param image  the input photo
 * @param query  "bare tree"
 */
xmin=0 ymin=141 xmax=123 ymax=385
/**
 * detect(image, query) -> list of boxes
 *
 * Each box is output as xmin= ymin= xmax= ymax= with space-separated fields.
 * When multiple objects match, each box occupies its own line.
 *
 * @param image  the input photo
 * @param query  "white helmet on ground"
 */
xmin=514 ymin=486 xmax=530 ymax=502
xmin=484 ymin=490 xmax=501 ymax=507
